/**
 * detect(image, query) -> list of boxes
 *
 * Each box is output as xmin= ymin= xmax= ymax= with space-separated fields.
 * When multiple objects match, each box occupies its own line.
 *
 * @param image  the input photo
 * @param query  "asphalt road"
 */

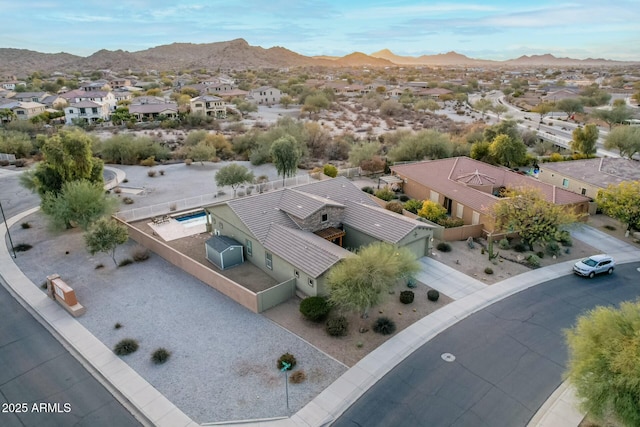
xmin=333 ymin=262 xmax=640 ymax=427
xmin=0 ymin=282 xmax=141 ymax=427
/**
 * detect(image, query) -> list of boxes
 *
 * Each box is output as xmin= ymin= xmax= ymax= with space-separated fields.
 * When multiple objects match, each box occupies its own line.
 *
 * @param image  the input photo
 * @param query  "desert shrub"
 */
xmin=113 ymin=187 xmax=122 ymax=194
xmin=513 ymin=242 xmax=527 ymax=252
xmin=95 ymin=263 xmax=104 ymax=269
xmin=407 ymin=277 xmax=417 ymax=288
xmin=555 ymin=230 xmax=573 ymax=246
xmin=184 ymin=158 xmax=193 ymax=166
xmin=21 ymin=222 xmax=31 ymax=229
xmin=159 ymin=170 xmax=165 ymax=176
xmin=403 ymin=199 xmax=423 ymax=214
xmin=147 ymin=169 xmax=157 ymax=177
xmin=289 ymin=370 xmax=307 ymax=384
xmin=361 ymin=186 xmax=374 ymax=194
xmin=114 ymin=338 xmax=139 ymax=356
xmin=418 ymin=200 xmax=447 ymax=222
xmin=323 ymin=164 xmax=338 ymax=178
xmin=140 ymin=156 xmax=156 ymax=167
xmin=436 ymin=217 xmax=465 ymax=228
xmin=277 ymin=353 xmax=297 ymax=370
xmin=546 ymin=241 xmax=561 ymax=256
xmin=14 ymin=243 xmax=32 ymax=252
xmin=118 ymin=258 xmax=134 ymax=267
xmin=122 ymin=197 xmax=134 ymax=205
xmin=427 ymin=289 xmax=440 ymax=302
xmin=326 ymin=316 xmax=348 ymax=337
xmin=484 ymin=267 xmax=494 ymax=275
xmin=399 ymin=290 xmax=415 ymax=304
xmin=385 ymin=201 xmax=404 ymax=214
xmin=114 ymin=322 xmax=122 ymax=329
xmin=398 ymin=195 xmax=410 ymax=202
xmin=603 ymin=224 xmax=616 ymax=231
xmin=151 ymin=348 xmax=171 ymax=364
xmin=373 ymin=317 xmax=396 ymax=335
xmin=526 ymin=254 xmax=541 ymax=267
xmin=14 ymin=159 xmax=26 ymax=167
xmin=537 ymin=251 xmax=545 ymax=259
xmin=299 ymin=296 xmax=331 ymax=322
xmin=169 ymin=203 xmax=177 ymax=211
xmin=0 ymin=159 xmax=9 ymax=166
xmin=131 ymin=246 xmax=150 ymax=262
xmin=498 ymin=238 xmax=510 ymax=250
xmin=374 ymin=187 xmax=395 ymax=201
xmin=436 ymin=242 xmax=451 ymax=252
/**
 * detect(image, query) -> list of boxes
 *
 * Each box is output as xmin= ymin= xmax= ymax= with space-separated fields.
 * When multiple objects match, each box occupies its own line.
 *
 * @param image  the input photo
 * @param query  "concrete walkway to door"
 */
xmin=415 ymin=256 xmax=488 ymax=300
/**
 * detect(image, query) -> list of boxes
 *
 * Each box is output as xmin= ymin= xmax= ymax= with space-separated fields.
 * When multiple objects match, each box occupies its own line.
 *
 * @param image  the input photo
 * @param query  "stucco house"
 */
xmin=128 ymin=102 xmax=178 ymax=121
xmin=248 ymin=86 xmax=282 ymax=105
xmin=190 ymin=95 xmax=227 ymax=118
xmin=391 ymin=157 xmax=591 ymax=234
xmin=537 ymin=157 xmax=640 ymax=201
xmin=9 ymin=101 xmax=46 ymax=120
xmin=205 ymin=177 xmax=435 ymax=297
xmin=64 ymin=100 xmax=111 ymax=124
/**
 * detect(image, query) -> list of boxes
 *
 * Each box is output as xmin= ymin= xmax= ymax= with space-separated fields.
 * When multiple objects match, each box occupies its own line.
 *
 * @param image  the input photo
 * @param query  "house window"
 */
xmin=294 ymin=270 xmax=299 ymax=278
xmin=265 ymin=252 xmax=272 ymax=270
xmin=581 ymin=188 xmax=587 ymax=195
xmin=562 ymin=178 xmax=569 ymax=188
xmin=456 ymin=204 xmax=464 ymax=219
xmin=246 ymin=239 xmax=252 ymax=256
xmin=308 ymin=278 xmax=314 ymax=287
xmin=321 ymin=213 xmax=328 ymax=222
xmin=472 ymin=211 xmax=480 ymax=225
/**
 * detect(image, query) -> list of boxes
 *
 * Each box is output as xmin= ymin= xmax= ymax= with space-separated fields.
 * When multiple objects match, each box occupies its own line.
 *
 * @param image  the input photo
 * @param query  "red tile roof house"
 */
xmin=391 ymin=157 xmax=591 ymax=237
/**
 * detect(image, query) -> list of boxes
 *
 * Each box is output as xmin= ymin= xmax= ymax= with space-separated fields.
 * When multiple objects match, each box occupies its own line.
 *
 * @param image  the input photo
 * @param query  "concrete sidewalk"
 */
xmin=2 ymin=203 xmax=638 ymax=427
xmin=416 ymin=256 xmax=487 ymax=300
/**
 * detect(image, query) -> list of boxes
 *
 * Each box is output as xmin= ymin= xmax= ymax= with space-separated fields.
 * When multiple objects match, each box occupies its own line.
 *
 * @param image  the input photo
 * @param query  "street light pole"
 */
xmin=0 ymin=200 xmax=17 ymax=258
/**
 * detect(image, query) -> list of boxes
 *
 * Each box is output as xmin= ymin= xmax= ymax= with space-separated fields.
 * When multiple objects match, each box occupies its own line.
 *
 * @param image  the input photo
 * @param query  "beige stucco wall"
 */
xmin=537 ymin=169 xmax=600 ymax=200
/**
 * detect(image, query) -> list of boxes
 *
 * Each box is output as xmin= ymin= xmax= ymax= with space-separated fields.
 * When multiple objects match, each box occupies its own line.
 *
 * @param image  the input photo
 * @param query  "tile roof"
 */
xmin=264 ymin=224 xmax=353 ymax=278
xmin=279 ymin=188 xmax=344 ymax=220
xmin=343 ymin=202 xmax=432 ymax=243
xmin=391 ymin=157 xmax=590 ymax=214
xmin=129 ymin=103 xmax=178 ymax=114
xmin=227 ymin=191 xmax=298 ymax=243
xmin=70 ymin=100 xmax=103 ymax=108
xmin=540 ymin=157 xmax=640 ymax=188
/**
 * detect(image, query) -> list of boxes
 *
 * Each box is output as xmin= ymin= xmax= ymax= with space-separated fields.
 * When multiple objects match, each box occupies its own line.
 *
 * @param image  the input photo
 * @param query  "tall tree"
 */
xmin=555 ymin=98 xmax=584 ymax=118
xmin=22 ymin=128 xmax=103 ymax=196
xmin=531 ymin=101 xmax=555 ymax=119
xmin=491 ymin=187 xmax=579 ymax=250
xmin=571 ymin=124 xmax=599 ymax=156
xmin=84 ymin=218 xmax=129 ymax=266
xmin=215 ymin=163 xmax=254 ymax=196
xmin=42 ymin=180 xmax=118 ymax=230
xmin=596 ymin=181 xmax=640 ymax=231
xmin=491 ymin=104 xmax=509 ymax=120
xmin=327 ymin=242 xmax=419 ymax=318
xmin=604 ymin=126 xmax=640 ymax=159
xmin=565 ymin=300 xmax=640 ymax=427
xmin=270 ymin=135 xmax=300 ymax=185
xmin=473 ymin=98 xmax=493 ymax=118
xmin=488 ymin=134 xmax=527 ymax=167
xmin=592 ymin=105 xmax=633 ymax=130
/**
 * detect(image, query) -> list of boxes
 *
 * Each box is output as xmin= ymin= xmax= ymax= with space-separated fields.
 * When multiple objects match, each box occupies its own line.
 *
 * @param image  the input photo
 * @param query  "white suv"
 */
xmin=573 ymin=254 xmax=615 ymax=278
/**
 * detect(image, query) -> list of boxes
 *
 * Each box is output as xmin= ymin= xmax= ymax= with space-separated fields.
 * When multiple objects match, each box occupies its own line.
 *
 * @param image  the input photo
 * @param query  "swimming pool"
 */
xmin=175 ymin=211 xmax=206 ymax=222
xmin=175 ymin=211 xmax=207 ymax=228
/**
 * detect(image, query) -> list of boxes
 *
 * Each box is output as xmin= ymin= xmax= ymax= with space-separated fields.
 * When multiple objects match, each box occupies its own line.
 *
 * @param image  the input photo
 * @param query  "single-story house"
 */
xmin=391 ymin=157 xmax=591 ymax=234
xmin=537 ymin=157 xmax=640 ymax=201
xmin=205 ymin=176 xmax=435 ymax=297
xmin=128 ymin=102 xmax=178 ymax=121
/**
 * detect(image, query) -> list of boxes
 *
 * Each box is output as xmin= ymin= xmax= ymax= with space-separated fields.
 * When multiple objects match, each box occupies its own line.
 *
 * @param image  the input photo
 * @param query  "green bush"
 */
xmin=15 ymin=243 xmax=33 ymax=252
xmin=373 ymin=317 xmax=396 ymax=335
xmin=118 ymin=258 xmax=134 ymax=267
xmin=131 ymin=246 xmax=150 ymax=262
xmin=374 ymin=187 xmax=395 ymax=201
xmin=427 ymin=289 xmax=440 ymax=302
xmin=326 ymin=316 xmax=348 ymax=337
xmin=361 ymin=186 xmax=374 ymax=194
xmin=21 ymin=222 xmax=31 ymax=229
xmin=122 ymin=197 xmax=134 ymax=205
xmin=403 ymin=199 xmax=423 ymax=214
xmin=299 ymin=296 xmax=331 ymax=322
xmin=140 ymin=156 xmax=156 ymax=167
xmin=277 ymin=353 xmax=297 ymax=370
xmin=484 ymin=267 xmax=494 ymax=275
xmin=436 ymin=217 xmax=465 ymax=228
xmin=323 ymin=164 xmax=338 ymax=178
xmin=399 ymin=290 xmax=415 ymax=304
xmin=546 ymin=241 xmax=560 ymax=256
xmin=514 ymin=242 xmax=527 ymax=252
xmin=498 ymin=238 xmax=510 ymax=250
xmin=151 ymin=348 xmax=171 ymax=364
xmin=398 ymin=195 xmax=410 ymax=202
xmin=407 ymin=277 xmax=417 ymax=288
xmin=527 ymin=254 xmax=541 ymax=268
xmin=537 ymin=251 xmax=545 ymax=259
xmin=556 ymin=230 xmax=573 ymax=247
xmin=436 ymin=242 xmax=451 ymax=252
xmin=385 ymin=201 xmax=404 ymax=214
xmin=114 ymin=338 xmax=139 ymax=356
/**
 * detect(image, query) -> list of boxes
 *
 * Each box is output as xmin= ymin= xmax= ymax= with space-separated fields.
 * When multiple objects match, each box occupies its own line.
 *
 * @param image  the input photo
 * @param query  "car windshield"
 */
xmin=581 ymin=258 xmax=598 ymax=267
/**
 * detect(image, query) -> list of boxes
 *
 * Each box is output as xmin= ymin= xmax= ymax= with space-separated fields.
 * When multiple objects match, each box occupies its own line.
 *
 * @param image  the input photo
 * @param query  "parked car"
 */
xmin=573 ymin=254 xmax=615 ymax=278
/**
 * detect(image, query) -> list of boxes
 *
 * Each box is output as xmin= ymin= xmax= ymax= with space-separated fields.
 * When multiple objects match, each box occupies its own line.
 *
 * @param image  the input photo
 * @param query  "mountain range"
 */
xmin=0 ymin=38 xmax=636 ymax=78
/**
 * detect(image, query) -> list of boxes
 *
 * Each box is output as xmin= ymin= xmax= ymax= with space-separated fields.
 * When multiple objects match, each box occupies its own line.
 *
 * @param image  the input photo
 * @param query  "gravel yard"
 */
xmin=10 ymin=211 xmax=347 ymax=423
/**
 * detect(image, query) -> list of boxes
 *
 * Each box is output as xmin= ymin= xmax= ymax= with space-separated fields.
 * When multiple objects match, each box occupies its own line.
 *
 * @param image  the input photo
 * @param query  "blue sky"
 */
xmin=1 ymin=0 xmax=639 ymax=61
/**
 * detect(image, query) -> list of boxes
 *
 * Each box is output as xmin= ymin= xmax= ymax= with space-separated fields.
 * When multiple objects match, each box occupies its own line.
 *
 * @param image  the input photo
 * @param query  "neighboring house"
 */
xmin=10 ymin=91 xmax=50 ymax=103
xmin=9 ymin=101 xmax=46 ymax=120
xmin=41 ymin=95 xmax=67 ymax=109
xmin=248 ymin=86 xmax=282 ymax=105
xmin=64 ymin=100 xmax=110 ymax=124
xmin=542 ymin=88 xmax=580 ymax=102
xmin=60 ymin=89 xmax=117 ymax=111
xmin=129 ymin=96 xmax=167 ymax=105
xmin=537 ymin=157 xmax=640 ymax=201
xmin=1 ymin=81 xmax=20 ymax=90
xmin=109 ymin=78 xmax=132 ymax=89
xmin=206 ymin=177 xmax=435 ymax=297
xmin=128 ymin=102 xmax=178 ymax=121
xmin=391 ymin=157 xmax=591 ymax=234
xmin=80 ymin=81 xmax=110 ymax=91
xmin=113 ymin=91 xmax=133 ymax=103
xmin=416 ymin=87 xmax=454 ymax=100
xmin=190 ymin=95 xmax=227 ymax=118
